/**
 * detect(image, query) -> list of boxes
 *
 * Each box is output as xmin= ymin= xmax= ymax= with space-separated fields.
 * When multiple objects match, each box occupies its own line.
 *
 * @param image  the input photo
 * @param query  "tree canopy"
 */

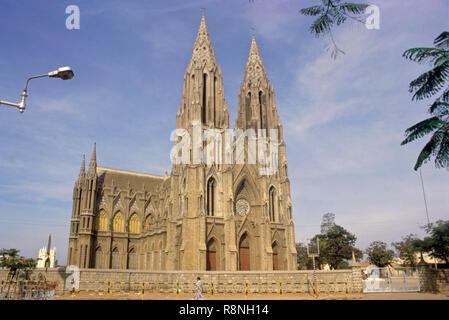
xmin=365 ymin=241 xmax=395 ymax=267
xmin=0 ymin=248 xmax=37 ymax=280
xmin=391 ymin=234 xmax=420 ymax=267
xmin=413 ymin=220 xmax=449 ymax=263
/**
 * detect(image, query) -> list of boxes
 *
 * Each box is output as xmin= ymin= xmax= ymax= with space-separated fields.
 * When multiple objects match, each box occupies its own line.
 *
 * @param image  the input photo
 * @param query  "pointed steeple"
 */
xmin=189 ymin=13 xmax=217 ymax=68
xmin=88 ymin=142 xmax=97 ymax=177
xmin=78 ymin=154 xmax=85 ymax=181
xmin=176 ymin=13 xmax=229 ymax=131
xmin=244 ymin=35 xmax=267 ymax=86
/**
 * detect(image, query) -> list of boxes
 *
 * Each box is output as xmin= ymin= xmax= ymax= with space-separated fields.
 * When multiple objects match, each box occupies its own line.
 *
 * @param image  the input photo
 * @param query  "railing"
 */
xmin=61 ymin=279 xmax=349 ymax=299
xmin=0 ymin=280 xmax=57 ymax=300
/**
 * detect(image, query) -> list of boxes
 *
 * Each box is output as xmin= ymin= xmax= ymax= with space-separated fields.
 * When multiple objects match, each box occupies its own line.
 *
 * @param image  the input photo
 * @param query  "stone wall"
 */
xmin=418 ymin=262 xmax=449 ymax=293
xmin=0 ymin=266 xmax=363 ymax=295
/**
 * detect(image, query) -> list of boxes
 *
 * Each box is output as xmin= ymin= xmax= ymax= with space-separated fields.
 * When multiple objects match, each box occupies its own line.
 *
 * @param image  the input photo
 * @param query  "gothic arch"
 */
xmin=233 ymin=170 xmax=261 ymax=205
xmin=206 ymin=176 xmax=217 ymax=216
xmin=268 ymin=186 xmax=278 ymax=222
xmin=128 ymin=213 xmax=140 ymax=234
xmin=238 ymin=231 xmax=251 ymax=271
xmin=112 ymin=211 xmax=124 ymax=233
xmin=272 ymin=241 xmax=279 ymax=270
xmin=271 ymin=231 xmax=285 ymax=270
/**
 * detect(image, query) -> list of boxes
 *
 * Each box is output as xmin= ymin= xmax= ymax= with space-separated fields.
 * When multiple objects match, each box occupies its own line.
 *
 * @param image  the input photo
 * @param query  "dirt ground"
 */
xmin=54 ymin=291 xmax=449 ymax=300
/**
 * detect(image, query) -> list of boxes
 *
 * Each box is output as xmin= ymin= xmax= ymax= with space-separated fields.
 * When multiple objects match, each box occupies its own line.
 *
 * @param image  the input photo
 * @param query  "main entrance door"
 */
xmin=272 ymin=253 xmax=279 ymax=270
xmin=206 ymin=250 xmax=216 ymax=271
xmin=239 ymin=247 xmax=250 ymax=270
xmin=239 ymin=233 xmax=250 ymax=271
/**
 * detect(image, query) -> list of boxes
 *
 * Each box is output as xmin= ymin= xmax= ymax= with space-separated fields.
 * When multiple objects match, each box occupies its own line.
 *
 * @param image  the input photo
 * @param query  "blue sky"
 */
xmin=0 ymin=0 xmax=448 ymax=265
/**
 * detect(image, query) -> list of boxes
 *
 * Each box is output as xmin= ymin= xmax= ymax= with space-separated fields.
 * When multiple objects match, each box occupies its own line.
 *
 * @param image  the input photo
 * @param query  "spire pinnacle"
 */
xmin=88 ymin=142 xmax=97 ymax=176
xmin=244 ymin=35 xmax=267 ymax=84
xmin=78 ymin=154 xmax=85 ymax=180
xmin=190 ymin=13 xmax=216 ymax=68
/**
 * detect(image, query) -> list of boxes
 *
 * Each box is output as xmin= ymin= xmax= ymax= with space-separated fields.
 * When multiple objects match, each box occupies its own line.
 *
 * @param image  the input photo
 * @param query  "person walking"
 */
xmin=193 ymin=277 xmax=204 ymax=300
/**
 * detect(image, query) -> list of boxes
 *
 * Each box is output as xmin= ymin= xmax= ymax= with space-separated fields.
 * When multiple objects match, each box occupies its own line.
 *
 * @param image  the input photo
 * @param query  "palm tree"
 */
xmin=401 ymin=31 xmax=449 ymax=170
xmin=300 ymin=0 xmax=370 ymax=58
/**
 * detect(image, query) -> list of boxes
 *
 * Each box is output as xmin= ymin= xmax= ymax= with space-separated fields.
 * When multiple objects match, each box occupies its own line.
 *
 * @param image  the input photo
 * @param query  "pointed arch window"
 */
xmin=112 ymin=212 xmax=124 ymax=232
xmin=269 ymin=186 xmax=277 ymax=222
xmin=129 ymin=214 xmax=140 ymax=234
xmin=95 ymin=209 xmax=108 ymax=231
xmin=207 ymin=177 xmax=216 ymax=216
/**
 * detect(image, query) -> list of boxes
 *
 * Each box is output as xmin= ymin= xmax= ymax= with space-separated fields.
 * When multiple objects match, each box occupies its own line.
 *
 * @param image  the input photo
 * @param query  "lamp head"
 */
xmin=48 ymin=66 xmax=74 ymax=80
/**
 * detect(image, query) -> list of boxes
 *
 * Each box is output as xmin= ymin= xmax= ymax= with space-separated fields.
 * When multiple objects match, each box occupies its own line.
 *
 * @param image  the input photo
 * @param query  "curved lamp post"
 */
xmin=0 ymin=66 xmax=74 ymax=114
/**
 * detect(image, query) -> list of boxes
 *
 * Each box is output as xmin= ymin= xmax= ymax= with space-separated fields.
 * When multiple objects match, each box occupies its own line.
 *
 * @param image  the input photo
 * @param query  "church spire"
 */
xmin=243 ymin=35 xmax=267 ymax=86
xmin=88 ymin=142 xmax=97 ymax=177
xmin=176 ymin=13 xmax=229 ymax=130
xmin=78 ymin=154 xmax=85 ymax=181
xmin=236 ymin=35 xmax=281 ymax=133
xmin=189 ymin=13 xmax=217 ymax=69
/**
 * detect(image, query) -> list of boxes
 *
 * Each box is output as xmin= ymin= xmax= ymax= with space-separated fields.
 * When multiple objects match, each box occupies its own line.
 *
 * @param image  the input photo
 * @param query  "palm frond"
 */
xmin=401 ymin=116 xmax=445 ymax=145
xmin=413 ymin=131 xmax=444 ymax=170
xmin=409 ymin=62 xmax=449 ymax=100
xmin=309 ymin=14 xmax=334 ymax=37
xmin=403 ymin=47 xmax=448 ymax=64
xmin=300 ymin=5 xmax=325 ymax=16
xmin=435 ymin=129 xmax=449 ymax=168
xmin=338 ymin=2 xmax=370 ymax=15
xmin=428 ymin=87 xmax=449 ymax=114
xmin=434 ymin=31 xmax=449 ymax=49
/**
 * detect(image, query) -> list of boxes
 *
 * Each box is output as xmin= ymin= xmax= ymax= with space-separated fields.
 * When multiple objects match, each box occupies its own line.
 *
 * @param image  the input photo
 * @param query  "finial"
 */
xmin=201 ymin=7 xmax=205 ymax=17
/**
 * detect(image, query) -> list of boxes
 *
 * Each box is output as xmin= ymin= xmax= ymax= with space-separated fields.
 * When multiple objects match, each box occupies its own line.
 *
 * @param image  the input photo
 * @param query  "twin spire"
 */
xmin=78 ymin=143 xmax=97 ymax=181
xmin=189 ymin=14 xmax=266 ymax=81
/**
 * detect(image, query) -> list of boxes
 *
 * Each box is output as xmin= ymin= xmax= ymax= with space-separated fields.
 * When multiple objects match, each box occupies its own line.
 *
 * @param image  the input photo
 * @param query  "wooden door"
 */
xmin=272 ymin=253 xmax=279 ymax=270
xmin=206 ymin=250 xmax=216 ymax=271
xmin=239 ymin=247 xmax=250 ymax=271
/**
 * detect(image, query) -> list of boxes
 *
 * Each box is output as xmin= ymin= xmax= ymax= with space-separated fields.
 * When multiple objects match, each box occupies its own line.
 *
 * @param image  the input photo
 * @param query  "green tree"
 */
xmin=401 ymin=31 xmax=449 ymax=170
xmin=391 ymin=234 xmax=420 ymax=267
xmin=0 ymin=248 xmax=37 ymax=280
xmin=414 ymin=220 xmax=449 ymax=263
xmin=365 ymin=241 xmax=395 ymax=267
xmin=311 ymin=214 xmax=362 ymax=269
xmin=299 ymin=0 xmax=370 ymax=58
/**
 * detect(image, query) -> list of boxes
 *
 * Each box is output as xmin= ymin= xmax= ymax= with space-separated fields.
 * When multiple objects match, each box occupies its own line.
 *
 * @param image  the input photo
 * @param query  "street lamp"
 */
xmin=0 ymin=66 xmax=74 ymax=114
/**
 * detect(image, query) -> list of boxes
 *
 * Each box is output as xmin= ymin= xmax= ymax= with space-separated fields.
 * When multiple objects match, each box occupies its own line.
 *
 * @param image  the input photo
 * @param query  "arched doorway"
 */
xmin=206 ymin=238 xmax=217 ymax=271
xmin=239 ymin=233 xmax=250 ymax=271
xmin=272 ymin=242 xmax=279 ymax=270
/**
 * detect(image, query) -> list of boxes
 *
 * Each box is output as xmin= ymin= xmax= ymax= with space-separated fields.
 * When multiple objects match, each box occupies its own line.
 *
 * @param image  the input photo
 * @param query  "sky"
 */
xmin=0 ymin=0 xmax=448 ymax=265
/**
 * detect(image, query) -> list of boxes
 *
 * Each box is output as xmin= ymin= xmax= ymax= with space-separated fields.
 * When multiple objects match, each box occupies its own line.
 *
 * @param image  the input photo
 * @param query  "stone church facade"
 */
xmin=67 ymin=15 xmax=297 ymax=271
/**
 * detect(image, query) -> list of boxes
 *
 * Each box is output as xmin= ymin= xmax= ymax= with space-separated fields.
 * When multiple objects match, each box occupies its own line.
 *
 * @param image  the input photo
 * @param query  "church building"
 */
xmin=67 ymin=14 xmax=297 ymax=271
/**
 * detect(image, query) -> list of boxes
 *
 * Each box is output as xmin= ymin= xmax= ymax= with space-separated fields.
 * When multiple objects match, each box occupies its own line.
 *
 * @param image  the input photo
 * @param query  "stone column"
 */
xmin=350 ymin=263 xmax=363 ymax=293
xmin=418 ymin=258 xmax=437 ymax=292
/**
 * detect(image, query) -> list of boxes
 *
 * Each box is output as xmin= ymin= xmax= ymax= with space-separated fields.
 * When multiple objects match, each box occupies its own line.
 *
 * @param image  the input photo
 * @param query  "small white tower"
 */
xmin=37 ymin=247 xmax=56 ymax=268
